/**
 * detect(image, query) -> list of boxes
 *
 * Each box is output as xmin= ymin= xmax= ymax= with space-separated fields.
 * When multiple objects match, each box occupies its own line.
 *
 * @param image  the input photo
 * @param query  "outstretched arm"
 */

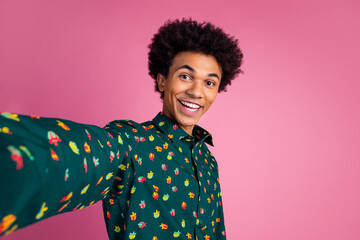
xmin=0 ymin=112 xmax=128 ymax=236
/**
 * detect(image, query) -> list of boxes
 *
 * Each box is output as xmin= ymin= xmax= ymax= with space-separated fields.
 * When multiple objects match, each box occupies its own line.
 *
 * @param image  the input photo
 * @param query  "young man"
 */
xmin=0 ymin=19 xmax=243 ymax=239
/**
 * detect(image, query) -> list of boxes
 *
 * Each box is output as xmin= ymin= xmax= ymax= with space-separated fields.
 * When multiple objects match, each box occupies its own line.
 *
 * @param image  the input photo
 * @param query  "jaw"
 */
xmin=174 ymin=99 xmax=205 ymax=130
xmin=161 ymin=93 xmax=213 ymax=135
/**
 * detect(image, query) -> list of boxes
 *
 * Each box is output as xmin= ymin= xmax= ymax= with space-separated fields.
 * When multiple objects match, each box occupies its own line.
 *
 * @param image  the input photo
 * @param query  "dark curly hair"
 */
xmin=148 ymin=18 xmax=243 ymax=99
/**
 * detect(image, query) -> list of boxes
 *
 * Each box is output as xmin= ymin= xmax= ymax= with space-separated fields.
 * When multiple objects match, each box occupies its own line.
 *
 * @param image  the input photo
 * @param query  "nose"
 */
xmin=186 ymin=80 xmax=203 ymax=98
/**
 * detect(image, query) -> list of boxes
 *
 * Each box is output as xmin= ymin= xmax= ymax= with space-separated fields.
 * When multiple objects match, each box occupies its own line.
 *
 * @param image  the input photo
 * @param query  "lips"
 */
xmin=179 ymin=100 xmax=201 ymax=111
xmin=178 ymin=100 xmax=202 ymax=117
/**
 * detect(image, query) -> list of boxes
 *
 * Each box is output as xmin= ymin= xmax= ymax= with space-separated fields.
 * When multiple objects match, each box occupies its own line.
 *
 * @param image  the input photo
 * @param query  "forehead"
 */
xmin=170 ymin=51 xmax=222 ymax=77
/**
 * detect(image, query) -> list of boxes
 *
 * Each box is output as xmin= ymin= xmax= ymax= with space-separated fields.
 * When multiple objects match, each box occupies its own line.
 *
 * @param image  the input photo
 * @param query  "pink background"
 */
xmin=1 ymin=0 xmax=360 ymax=239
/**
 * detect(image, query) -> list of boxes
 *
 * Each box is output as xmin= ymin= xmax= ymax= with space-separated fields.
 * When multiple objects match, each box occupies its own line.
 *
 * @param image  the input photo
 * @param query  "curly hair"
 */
xmin=148 ymin=18 xmax=243 ymax=99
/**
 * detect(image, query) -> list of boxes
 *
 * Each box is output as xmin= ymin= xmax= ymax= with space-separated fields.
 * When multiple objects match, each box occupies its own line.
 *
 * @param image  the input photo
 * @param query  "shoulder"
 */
xmin=104 ymin=119 xmax=156 ymax=136
xmin=105 ymin=119 xmax=138 ymax=130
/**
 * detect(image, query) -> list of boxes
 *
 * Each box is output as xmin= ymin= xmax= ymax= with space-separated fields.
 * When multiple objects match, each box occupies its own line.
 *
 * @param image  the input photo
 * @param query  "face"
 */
xmin=157 ymin=51 xmax=222 ymax=135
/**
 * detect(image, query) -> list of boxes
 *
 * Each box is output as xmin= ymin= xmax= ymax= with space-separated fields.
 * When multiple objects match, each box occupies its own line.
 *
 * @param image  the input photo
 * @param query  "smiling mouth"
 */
xmin=179 ymin=100 xmax=201 ymax=112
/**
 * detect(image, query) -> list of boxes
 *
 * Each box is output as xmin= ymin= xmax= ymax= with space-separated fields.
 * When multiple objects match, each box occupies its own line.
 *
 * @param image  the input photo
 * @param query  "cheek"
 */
xmin=166 ymin=82 xmax=183 ymax=100
xmin=205 ymin=92 xmax=218 ymax=108
xmin=164 ymin=87 xmax=177 ymax=108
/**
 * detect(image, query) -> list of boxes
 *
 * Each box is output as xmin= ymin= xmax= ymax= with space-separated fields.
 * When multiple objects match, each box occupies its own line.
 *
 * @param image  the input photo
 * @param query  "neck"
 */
xmin=180 ymin=125 xmax=194 ymax=136
xmin=161 ymin=111 xmax=194 ymax=136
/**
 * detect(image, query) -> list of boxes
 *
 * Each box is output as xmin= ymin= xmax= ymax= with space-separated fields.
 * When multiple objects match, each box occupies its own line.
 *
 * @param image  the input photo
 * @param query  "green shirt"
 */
xmin=0 ymin=112 xmax=226 ymax=239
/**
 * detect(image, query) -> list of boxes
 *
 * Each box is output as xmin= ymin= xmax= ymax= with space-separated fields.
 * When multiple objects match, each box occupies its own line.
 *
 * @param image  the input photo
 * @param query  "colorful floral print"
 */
xmin=0 ymin=112 xmax=226 ymax=239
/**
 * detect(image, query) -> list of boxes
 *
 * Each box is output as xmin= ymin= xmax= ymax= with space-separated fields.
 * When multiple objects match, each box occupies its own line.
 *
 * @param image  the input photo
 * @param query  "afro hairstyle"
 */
xmin=148 ymin=18 xmax=243 ymax=99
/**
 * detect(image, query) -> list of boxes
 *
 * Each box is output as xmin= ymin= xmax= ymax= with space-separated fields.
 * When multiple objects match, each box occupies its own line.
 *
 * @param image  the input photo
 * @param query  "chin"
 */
xmin=176 ymin=114 xmax=200 ymax=126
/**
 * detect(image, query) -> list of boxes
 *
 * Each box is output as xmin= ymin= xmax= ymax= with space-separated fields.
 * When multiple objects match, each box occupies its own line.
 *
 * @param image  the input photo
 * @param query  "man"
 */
xmin=0 ymin=19 xmax=243 ymax=239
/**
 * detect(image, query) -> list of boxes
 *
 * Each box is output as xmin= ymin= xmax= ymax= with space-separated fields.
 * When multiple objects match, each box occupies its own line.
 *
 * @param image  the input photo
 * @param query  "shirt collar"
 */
xmin=151 ymin=112 xmax=214 ymax=146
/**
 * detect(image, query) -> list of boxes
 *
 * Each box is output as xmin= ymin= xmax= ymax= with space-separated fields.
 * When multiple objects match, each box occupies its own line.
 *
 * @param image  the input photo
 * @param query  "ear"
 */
xmin=156 ymin=74 xmax=166 ymax=92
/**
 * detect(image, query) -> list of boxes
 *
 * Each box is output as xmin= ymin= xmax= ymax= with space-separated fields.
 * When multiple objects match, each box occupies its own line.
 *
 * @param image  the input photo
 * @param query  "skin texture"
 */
xmin=157 ymin=51 xmax=222 ymax=135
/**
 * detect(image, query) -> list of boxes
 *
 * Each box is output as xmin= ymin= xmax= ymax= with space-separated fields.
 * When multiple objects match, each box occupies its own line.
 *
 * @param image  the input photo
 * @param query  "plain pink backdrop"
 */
xmin=1 ymin=0 xmax=359 ymax=239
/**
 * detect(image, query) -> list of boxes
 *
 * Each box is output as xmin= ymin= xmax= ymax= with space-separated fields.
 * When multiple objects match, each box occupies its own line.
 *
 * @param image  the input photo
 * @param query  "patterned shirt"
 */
xmin=0 ymin=112 xmax=226 ymax=239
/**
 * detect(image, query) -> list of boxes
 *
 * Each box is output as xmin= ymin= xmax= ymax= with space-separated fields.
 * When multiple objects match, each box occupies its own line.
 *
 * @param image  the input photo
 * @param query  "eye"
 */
xmin=179 ymin=74 xmax=191 ymax=80
xmin=205 ymin=80 xmax=215 ymax=87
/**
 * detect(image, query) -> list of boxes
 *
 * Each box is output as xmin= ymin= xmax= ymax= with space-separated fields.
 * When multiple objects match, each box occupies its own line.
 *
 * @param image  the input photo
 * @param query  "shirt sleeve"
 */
xmin=0 ymin=112 xmax=129 ymax=236
xmin=214 ymin=192 xmax=227 ymax=239
xmin=213 ymin=165 xmax=227 ymax=239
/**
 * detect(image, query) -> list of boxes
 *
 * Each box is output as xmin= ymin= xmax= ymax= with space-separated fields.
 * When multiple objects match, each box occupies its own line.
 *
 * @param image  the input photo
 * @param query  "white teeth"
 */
xmin=180 ymin=101 xmax=200 ymax=109
xmin=185 ymin=107 xmax=197 ymax=112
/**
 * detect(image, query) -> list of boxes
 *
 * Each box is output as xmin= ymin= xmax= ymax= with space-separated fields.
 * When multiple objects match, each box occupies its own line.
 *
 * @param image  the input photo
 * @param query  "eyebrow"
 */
xmin=176 ymin=64 xmax=220 ymax=80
